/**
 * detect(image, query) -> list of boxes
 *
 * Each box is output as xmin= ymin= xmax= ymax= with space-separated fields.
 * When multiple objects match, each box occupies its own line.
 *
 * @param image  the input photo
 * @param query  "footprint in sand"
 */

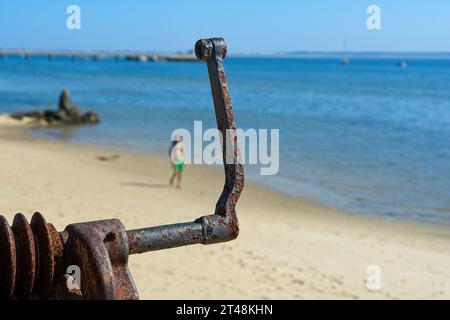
xmin=97 ymin=154 xmax=120 ymax=162
xmin=292 ymin=279 xmax=305 ymax=286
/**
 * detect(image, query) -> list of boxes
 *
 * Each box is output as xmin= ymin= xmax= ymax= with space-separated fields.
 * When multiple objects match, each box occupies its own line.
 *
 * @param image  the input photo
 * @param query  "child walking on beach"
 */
xmin=169 ymin=136 xmax=184 ymax=188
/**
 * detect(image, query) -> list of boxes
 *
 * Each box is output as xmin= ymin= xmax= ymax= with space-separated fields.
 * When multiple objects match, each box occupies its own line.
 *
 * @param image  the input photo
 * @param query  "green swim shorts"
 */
xmin=174 ymin=160 xmax=185 ymax=172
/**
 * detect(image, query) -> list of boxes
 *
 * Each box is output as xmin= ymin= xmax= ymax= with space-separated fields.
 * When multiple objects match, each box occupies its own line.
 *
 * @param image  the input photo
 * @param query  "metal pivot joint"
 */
xmin=0 ymin=38 xmax=244 ymax=300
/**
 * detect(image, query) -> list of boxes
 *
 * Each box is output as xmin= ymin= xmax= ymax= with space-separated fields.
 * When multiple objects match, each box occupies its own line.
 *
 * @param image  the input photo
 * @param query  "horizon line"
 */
xmin=2 ymin=47 xmax=450 ymax=54
xmin=2 ymin=48 xmax=450 ymax=60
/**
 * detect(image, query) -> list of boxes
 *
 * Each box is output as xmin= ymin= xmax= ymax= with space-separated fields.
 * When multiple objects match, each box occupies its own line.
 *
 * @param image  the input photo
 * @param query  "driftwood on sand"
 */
xmin=10 ymin=89 xmax=100 ymax=126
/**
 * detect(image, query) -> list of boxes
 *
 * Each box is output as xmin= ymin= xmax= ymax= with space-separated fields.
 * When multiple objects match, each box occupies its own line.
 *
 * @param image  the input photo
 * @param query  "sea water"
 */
xmin=1 ymin=56 xmax=449 ymax=224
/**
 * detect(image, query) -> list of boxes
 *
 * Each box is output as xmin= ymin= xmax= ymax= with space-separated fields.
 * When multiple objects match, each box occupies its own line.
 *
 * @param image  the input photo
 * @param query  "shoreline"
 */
xmin=18 ymin=121 xmax=450 ymax=230
xmin=1 ymin=125 xmax=449 ymax=299
xmin=2 ymin=121 xmax=449 ymax=232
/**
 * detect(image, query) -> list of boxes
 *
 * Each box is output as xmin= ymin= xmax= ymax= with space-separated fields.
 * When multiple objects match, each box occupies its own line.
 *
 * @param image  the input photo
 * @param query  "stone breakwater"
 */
xmin=7 ymin=89 xmax=100 ymax=127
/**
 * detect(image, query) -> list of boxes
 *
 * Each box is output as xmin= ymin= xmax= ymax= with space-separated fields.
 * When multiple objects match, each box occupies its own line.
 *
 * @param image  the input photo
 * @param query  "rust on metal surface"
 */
xmin=11 ymin=213 xmax=36 ymax=299
xmin=64 ymin=219 xmax=138 ymax=300
xmin=128 ymin=37 xmax=244 ymax=253
xmin=30 ymin=212 xmax=59 ymax=299
xmin=0 ymin=216 xmax=16 ymax=298
xmin=195 ymin=37 xmax=244 ymax=243
xmin=0 ymin=37 xmax=243 ymax=300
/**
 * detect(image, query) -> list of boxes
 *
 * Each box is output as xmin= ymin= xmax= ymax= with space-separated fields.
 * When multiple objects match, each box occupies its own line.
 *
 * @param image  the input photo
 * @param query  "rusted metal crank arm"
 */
xmin=0 ymin=38 xmax=244 ymax=300
xmin=128 ymin=38 xmax=244 ymax=253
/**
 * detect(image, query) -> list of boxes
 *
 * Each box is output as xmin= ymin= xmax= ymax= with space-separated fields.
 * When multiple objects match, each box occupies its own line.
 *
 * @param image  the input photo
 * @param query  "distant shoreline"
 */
xmin=3 ymin=48 xmax=450 ymax=60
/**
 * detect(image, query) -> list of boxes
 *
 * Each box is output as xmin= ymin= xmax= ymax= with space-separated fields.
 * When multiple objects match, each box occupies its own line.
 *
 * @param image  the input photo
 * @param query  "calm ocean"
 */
xmin=1 ymin=56 xmax=450 ymax=224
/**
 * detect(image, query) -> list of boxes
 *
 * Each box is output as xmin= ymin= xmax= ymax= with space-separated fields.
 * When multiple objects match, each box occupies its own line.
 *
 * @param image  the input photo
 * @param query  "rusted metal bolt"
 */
xmin=195 ymin=38 xmax=227 ymax=61
xmin=195 ymin=39 xmax=214 ymax=61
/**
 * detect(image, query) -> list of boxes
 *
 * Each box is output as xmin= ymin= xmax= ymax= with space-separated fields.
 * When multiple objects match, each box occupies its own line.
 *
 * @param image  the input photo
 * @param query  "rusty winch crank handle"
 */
xmin=128 ymin=38 xmax=244 ymax=253
xmin=0 ymin=38 xmax=244 ymax=300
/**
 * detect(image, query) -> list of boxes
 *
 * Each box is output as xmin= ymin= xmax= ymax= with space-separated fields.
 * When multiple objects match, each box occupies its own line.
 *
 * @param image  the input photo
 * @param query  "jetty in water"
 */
xmin=0 ymin=49 xmax=197 ymax=62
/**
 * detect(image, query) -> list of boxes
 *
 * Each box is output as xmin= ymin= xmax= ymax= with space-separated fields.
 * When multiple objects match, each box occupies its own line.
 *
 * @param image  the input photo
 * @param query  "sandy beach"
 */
xmin=0 ymin=125 xmax=449 ymax=300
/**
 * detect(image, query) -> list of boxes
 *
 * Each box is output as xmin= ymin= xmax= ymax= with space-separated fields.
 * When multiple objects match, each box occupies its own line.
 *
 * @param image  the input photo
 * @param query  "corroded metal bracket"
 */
xmin=63 ymin=219 xmax=138 ymax=300
xmin=0 ymin=37 xmax=244 ymax=300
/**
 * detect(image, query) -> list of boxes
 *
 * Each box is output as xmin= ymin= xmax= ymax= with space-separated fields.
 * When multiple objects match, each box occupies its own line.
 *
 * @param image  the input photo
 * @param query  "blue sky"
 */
xmin=0 ymin=1 xmax=449 ymax=53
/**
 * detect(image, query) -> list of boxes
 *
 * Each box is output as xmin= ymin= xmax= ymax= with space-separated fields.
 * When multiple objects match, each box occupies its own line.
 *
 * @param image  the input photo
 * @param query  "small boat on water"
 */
xmin=340 ymin=35 xmax=349 ymax=65
xmin=399 ymin=61 xmax=408 ymax=69
xmin=341 ymin=57 xmax=349 ymax=65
